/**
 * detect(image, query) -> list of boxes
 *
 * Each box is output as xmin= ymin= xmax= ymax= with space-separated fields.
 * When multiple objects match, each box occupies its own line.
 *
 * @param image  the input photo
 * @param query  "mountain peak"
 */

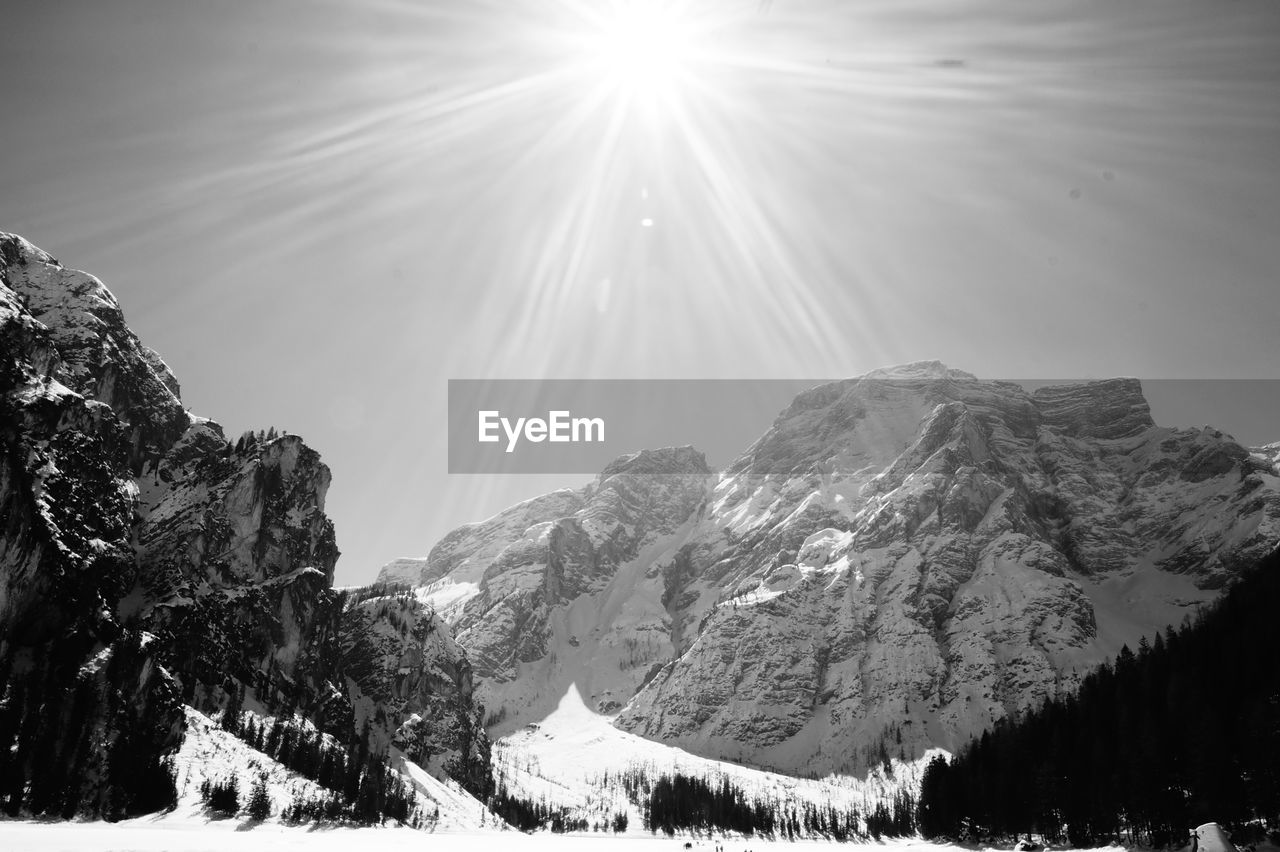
xmin=1 ymin=231 xmax=190 ymax=464
xmin=858 ymin=360 xmax=979 ymax=382
xmin=599 ymin=445 xmax=711 ymax=478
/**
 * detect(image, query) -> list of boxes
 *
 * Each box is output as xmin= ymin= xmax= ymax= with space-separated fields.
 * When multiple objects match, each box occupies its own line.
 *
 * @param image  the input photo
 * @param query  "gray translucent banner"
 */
xmin=447 ymin=378 xmax=1280 ymax=474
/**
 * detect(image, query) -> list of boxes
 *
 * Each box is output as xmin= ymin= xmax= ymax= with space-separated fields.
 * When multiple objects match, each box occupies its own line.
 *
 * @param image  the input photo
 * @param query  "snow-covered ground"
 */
xmin=0 ymin=686 xmax=938 ymax=849
xmin=0 ymin=825 xmax=975 ymax=852
xmin=495 ymin=682 xmax=937 ymax=831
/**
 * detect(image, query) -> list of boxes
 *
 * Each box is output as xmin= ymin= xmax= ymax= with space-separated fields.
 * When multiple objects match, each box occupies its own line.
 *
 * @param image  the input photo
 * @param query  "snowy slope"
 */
xmin=173 ymin=708 xmax=332 ymax=820
xmin=173 ymin=706 xmax=489 ymax=831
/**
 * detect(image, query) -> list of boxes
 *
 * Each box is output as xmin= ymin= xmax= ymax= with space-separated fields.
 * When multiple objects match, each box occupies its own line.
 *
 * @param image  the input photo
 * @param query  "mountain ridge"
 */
xmin=394 ymin=365 xmax=1280 ymax=774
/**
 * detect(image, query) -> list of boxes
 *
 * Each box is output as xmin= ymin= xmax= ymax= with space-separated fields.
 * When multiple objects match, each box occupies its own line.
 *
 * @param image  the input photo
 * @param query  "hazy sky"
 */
xmin=2 ymin=0 xmax=1278 ymax=584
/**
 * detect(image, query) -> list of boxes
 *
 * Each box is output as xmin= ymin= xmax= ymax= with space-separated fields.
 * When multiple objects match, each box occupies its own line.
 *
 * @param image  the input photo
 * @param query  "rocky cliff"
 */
xmin=332 ymin=587 xmax=490 ymax=794
xmin=402 ymin=362 xmax=1280 ymax=775
xmin=0 ymin=233 xmax=487 ymax=816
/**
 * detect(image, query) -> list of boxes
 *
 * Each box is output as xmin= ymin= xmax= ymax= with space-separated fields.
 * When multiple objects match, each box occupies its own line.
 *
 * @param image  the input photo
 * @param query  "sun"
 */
xmin=583 ymin=1 xmax=701 ymax=107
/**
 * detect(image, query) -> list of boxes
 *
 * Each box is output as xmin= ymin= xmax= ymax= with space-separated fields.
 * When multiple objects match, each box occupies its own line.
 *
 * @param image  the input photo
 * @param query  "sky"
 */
xmin=1 ymin=0 xmax=1278 ymax=584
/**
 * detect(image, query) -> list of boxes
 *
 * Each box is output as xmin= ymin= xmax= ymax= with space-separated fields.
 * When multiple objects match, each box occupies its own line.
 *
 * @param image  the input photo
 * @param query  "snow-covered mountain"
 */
xmin=393 ymin=361 xmax=1280 ymax=775
xmin=0 ymin=233 xmax=487 ymax=818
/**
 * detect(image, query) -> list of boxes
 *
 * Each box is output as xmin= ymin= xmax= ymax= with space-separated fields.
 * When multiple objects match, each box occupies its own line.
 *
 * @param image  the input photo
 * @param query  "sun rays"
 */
xmin=576 ymin=1 xmax=701 ymax=109
xmin=7 ymin=0 xmax=1280 ymax=580
xmin=388 ymin=0 xmax=878 ymax=381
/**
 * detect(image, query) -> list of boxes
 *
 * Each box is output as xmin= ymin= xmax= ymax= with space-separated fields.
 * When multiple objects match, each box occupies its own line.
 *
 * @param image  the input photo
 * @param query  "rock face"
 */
xmin=0 ymin=233 xmax=487 ymax=814
xmin=409 ymin=362 xmax=1280 ymax=774
xmin=333 ymin=588 xmax=489 ymax=794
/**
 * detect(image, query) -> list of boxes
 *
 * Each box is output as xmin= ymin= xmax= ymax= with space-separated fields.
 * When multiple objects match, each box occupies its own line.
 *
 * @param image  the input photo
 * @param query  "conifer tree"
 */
xmin=247 ymin=773 xmax=272 ymax=821
xmin=916 ymin=547 xmax=1280 ymax=846
xmin=222 ymin=682 xmax=243 ymax=735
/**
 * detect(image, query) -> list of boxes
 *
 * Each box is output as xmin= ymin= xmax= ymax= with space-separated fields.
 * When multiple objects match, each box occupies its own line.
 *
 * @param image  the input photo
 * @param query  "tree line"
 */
xmin=918 ymin=547 xmax=1280 ymax=847
xmin=629 ymin=768 xmax=900 ymax=840
xmin=488 ymin=763 xmax=921 ymax=840
xmin=487 ymin=781 xmax=627 ymax=833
